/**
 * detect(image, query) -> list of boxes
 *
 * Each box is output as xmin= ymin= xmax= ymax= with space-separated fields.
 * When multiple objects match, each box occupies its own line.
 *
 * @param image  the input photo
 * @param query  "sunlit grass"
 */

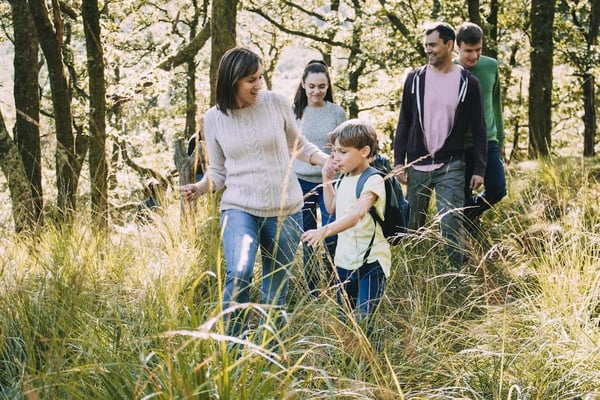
xmin=1 ymin=158 xmax=600 ymax=399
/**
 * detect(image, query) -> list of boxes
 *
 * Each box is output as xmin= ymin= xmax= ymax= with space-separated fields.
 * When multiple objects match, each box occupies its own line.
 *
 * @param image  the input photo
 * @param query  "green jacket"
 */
xmin=455 ymin=55 xmax=505 ymax=148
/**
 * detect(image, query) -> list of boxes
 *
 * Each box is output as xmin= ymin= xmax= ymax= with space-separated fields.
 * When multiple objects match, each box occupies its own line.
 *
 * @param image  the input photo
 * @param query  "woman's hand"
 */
xmin=322 ymin=153 xmax=339 ymax=182
xmin=179 ymin=183 xmax=201 ymax=201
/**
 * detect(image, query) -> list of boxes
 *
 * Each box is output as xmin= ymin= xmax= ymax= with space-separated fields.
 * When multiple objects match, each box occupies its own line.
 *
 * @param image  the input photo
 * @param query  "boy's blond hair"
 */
xmin=328 ymin=119 xmax=379 ymax=158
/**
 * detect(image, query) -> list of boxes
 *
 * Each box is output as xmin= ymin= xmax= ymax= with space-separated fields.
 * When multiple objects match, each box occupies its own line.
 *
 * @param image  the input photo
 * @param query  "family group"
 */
xmin=180 ymin=21 xmax=507 ymax=345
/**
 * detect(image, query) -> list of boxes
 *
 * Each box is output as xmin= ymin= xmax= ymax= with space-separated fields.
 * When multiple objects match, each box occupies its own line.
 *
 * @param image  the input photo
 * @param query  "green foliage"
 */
xmin=0 ymin=0 xmax=595 ymax=225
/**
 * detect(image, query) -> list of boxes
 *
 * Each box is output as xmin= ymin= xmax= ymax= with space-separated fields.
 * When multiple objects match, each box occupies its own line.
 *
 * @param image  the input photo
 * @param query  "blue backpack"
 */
xmin=356 ymin=154 xmax=410 ymax=246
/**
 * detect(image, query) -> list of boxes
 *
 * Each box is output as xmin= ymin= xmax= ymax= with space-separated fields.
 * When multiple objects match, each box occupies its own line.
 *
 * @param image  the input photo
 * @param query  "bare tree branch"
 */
xmin=157 ymin=21 xmax=211 ymax=70
xmin=116 ymin=138 xmax=171 ymax=189
xmin=59 ymin=0 xmax=78 ymax=19
xmin=281 ymin=0 xmax=326 ymax=20
xmin=377 ymin=0 xmax=424 ymax=57
xmin=246 ymin=6 xmax=348 ymax=48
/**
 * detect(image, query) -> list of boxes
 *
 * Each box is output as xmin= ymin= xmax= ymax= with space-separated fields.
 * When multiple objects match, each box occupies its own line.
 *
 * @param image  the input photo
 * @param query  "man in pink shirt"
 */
xmin=394 ymin=22 xmax=487 ymax=273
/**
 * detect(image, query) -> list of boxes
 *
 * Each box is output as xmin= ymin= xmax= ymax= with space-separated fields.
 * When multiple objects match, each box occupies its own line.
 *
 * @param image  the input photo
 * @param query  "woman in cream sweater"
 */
xmin=181 ymin=47 xmax=331 ymax=341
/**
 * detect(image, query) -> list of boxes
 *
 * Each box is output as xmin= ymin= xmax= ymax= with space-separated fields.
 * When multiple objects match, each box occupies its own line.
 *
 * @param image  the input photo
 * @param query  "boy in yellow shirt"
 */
xmin=302 ymin=119 xmax=391 ymax=325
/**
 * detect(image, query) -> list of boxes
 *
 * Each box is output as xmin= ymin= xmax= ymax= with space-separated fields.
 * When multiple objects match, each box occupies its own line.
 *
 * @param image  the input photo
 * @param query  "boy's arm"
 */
xmin=301 ymin=190 xmax=378 ymax=247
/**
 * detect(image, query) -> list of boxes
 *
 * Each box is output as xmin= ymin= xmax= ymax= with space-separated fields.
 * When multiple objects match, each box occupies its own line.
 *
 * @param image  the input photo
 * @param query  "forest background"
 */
xmin=1 ymin=0 xmax=600 ymax=399
xmin=0 ymin=0 xmax=597 ymax=231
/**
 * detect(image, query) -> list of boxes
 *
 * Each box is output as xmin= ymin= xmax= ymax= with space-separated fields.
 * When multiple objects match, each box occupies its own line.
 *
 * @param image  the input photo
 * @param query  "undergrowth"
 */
xmin=1 ymin=158 xmax=599 ymax=399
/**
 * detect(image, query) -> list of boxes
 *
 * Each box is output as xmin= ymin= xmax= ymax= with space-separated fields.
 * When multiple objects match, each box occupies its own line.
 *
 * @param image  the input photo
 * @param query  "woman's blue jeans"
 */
xmin=220 ymin=209 xmax=303 ymax=338
xmin=298 ymin=178 xmax=337 ymax=294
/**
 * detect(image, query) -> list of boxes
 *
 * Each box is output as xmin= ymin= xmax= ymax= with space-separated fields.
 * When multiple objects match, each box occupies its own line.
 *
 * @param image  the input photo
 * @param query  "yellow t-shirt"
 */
xmin=333 ymin=173 xmax=392 ymax=278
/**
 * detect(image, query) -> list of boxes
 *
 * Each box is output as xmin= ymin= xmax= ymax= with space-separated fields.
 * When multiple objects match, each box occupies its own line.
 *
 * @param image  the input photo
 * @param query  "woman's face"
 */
xmin=235 ymin=64 xmax=264 ymax=108
xmin=302 ymin=72 xmax=329 ymax=107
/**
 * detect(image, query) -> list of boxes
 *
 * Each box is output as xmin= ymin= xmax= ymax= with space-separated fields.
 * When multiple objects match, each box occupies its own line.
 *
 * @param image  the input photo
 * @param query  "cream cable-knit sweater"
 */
xmin=203 ymin=90 xmax=322 ymax=218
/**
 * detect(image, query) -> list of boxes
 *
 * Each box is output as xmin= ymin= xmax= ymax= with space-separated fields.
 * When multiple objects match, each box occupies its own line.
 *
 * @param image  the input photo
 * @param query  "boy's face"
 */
xmin=332 ymin=138 xmax=370 ymax=175
xmin=457 ymin=40 xmax=483 ymax=68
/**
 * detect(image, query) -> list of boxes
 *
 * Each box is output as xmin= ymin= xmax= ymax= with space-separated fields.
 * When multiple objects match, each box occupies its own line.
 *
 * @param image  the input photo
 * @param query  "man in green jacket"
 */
xmin=455 ymin=22 xmax=507 ymax=228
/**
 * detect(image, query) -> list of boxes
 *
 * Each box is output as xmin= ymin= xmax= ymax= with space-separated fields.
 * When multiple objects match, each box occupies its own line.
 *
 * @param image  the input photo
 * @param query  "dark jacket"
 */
xmin=394 ymin=65 xmax=487 ymax=177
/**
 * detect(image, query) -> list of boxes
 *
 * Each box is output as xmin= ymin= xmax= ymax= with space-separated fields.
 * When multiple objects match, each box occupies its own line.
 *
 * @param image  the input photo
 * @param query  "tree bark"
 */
xmin=582 ymin=72 xmax=596 ymax=157
xmin=9 ymin=0 xmax=43 ymax=225
xmin=528 ymin=0 xmax=555 ymax=158
xmin=210 ymin=0 xmax=238 ymax=106
xmin=466 ymin=0 xmax=482 ymax=27
xmin=82 ymin=0 xmax=108 ymax=226
xmin=488 ymin=0 xmax=499 ymax=59
xmin=184 ymin=1 xmax=200 ymax=141
xmin=583 ymin=0 xmax=599 ymax=157
xmin=29 ymin=0 xmax=79 ymax=217
xmin=185 ymin=58 xmax=198 ymax=140
xmin=0 ymin=110 xmax=36 ymax=233
xmin=346 ymin=3 xmax=366 ymax=118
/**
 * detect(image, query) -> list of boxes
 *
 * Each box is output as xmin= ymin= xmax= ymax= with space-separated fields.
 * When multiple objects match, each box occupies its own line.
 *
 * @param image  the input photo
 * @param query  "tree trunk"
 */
xmin=322 ymin=0 xmax=340 ymax=66
xmin=346 ymin=48 xmax=365 ymax=119
xmin=0 ymin=110 xmax=36 ymax=233
xmin=582 ymin=73 xmax=596 ymax=157
xmin=185 ymin=59 xmax=197 ymax=141
xmin=528 ymin=0 xmax=555 ymax=158
xmin=29 ymin=0 xmax=79 ymax=217
xmin=185 ymin=0 xmax=199 ymax=142
xmin=344 ymin=2 xmax=366 ymax=118
xmin=466 ymin=0 xmax=482 ymax=27
xmin=488 ymin=0 xmax=499 ymax=59
xmin=10 ymin=0 xmax=43 ymax=225
xmin=82 ymin=0 xmax=108 ymax=225
xmin=210 ymin=0 xmax=238 ymax=106
xmin=583 ymin=0 xmax=599 ymax=157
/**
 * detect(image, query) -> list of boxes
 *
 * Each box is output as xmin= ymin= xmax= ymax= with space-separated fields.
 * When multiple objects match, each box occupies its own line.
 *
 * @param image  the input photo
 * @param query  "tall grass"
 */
xmin=1 ymin=158 xmax=600 ymax=399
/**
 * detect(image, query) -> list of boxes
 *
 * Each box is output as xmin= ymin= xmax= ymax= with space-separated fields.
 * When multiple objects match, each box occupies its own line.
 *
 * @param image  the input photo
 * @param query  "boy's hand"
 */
xmin=301 ymin=227 xmax=327 ymax=247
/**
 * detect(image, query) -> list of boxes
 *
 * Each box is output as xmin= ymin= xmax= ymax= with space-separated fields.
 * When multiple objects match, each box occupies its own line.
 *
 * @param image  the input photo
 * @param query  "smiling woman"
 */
xmin=179 ymin=47 xmax=335 ymax=345
xmin=292 ymin=60 xmax=347 ymax=297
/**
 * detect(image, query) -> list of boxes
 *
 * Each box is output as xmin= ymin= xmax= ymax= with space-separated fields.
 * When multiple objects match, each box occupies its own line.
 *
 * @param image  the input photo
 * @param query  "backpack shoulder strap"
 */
xmin=355 ymin=166 xmax=383 ymax=198
xmin=356 ymin=167 xmax=386 ymax=223
xmin=334 ymin=173 xmax=346 ymax=191
xmin=356 ymin=166 xmax=386 ymax=264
